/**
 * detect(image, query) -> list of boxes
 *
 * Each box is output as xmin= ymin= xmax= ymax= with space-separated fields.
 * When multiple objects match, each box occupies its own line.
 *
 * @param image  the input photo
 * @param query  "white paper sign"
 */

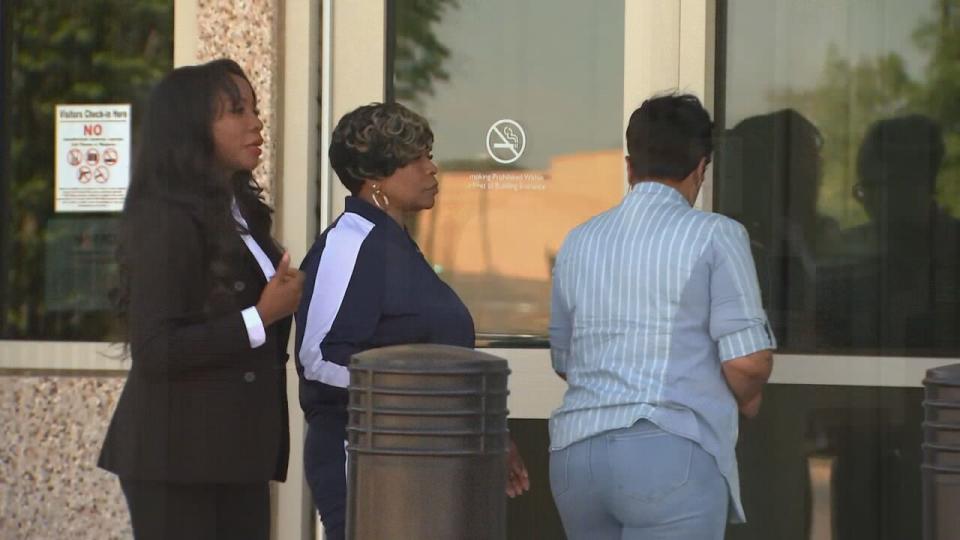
xmin=55 ymin=104 xmax=131 ymax=212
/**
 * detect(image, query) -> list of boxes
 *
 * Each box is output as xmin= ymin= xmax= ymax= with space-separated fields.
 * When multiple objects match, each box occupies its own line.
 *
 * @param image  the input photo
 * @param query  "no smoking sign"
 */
xmin=486 ymin=119 xmax=526 ymax=165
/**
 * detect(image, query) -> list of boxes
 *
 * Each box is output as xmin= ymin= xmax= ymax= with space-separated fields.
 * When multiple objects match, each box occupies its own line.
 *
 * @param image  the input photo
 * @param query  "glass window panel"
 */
xmin=717 ymin=0 xmax=960 ymax=356
xmin=1 ymin=0 xmax=173 ymax=341
xmin=388 ymin=0 xmax=625 ymax=341
xmin=730 ymin=384 xmax=922 ymax=540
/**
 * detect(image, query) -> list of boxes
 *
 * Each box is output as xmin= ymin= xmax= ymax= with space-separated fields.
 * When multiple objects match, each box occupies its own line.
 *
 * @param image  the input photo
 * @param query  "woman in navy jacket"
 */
xmin=98 ymin=59 xmax=304 ymax=540
xmin=296 ymin=102 xmax=529 ymax=539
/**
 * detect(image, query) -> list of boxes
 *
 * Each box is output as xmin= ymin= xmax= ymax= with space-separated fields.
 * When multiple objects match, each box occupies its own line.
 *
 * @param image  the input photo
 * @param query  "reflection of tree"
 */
xmin=769 ymin=2 xmax=960 ymax=226
xmin=392 ymin=0 xmax=459 ymax=106
xmin=2 ymin=0 xmax=171 ymax=339
xmin=770 ymin=47 xmax=918 ymax=227
xmin=913 ymin=0 xmax=960 ymax=214
xmin=341 ymin=0 xmax=459 ymax=236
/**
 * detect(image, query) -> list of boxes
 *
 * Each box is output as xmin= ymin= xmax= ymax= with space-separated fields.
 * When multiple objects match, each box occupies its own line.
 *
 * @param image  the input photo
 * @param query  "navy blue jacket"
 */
xmin=295 ymin=197 xmax=475 ymax=422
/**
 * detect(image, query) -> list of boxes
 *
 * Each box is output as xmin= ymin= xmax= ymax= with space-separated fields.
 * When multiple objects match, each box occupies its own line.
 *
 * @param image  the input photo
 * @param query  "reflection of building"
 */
xmin=416 ymin=149 xmax=623 ymax=334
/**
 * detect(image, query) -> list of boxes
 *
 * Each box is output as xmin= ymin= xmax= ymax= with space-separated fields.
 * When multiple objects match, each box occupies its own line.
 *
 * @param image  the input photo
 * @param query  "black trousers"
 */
xmin=119 ymin=478 xmax=270 ymax=540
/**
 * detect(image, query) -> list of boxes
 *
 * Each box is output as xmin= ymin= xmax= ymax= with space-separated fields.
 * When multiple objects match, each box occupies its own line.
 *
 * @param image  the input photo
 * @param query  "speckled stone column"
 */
xmin=0 ymin=1 xmax=284 ymax=539
xmin=198 ymin=0 xmax=283 ymax=203
xmin=0 ymin=375 xmax=129 ymax=539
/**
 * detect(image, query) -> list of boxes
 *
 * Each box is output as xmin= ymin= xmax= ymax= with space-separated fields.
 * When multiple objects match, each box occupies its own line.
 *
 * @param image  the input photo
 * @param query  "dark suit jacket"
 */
xmin=99 ymin=197 xmax=291 ymax=483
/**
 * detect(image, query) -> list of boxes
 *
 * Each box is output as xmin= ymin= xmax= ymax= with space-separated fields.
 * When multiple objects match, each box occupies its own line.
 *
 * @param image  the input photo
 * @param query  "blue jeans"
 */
xmin=550 ymin=420 xmax=729 ymax=540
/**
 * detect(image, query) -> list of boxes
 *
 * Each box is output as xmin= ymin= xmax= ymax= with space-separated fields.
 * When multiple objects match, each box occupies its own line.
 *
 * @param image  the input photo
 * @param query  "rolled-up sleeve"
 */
xmin=708 ymin=219 xmax=776 ymax=361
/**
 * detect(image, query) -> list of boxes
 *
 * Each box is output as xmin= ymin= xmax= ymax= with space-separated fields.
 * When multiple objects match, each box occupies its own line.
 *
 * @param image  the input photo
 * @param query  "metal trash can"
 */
xmin=346 ymin=344 xmax=510 ymax=540
xmin=922 ymin=364 xmax=960 ymax=540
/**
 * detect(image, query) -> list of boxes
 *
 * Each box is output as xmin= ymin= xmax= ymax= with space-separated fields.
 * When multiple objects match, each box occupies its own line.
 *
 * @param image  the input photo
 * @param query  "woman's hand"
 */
xmin=505 ymin=438 xmax=530 ymax=498
xmin=256 ymin=252 xmax=304 ymax=326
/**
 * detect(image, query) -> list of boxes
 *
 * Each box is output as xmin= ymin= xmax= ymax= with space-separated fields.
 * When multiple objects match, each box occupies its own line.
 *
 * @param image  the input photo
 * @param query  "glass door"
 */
xmin=386 ymin=0 xmax=626 ymax=341
xmin=320 ymin=2 xmax=715 ymax=537
xmin=322 ymin=0 xmax=716 ymax=410
xmin=714 ymin=1 xmax=960 ymax=537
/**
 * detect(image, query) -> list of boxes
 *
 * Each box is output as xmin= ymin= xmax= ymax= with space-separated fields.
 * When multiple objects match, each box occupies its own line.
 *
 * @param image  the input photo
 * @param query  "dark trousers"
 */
xmin=119 ymin=478 xmax=270 ymax=540
xmin=304 ymin=415 xmax=347 ymax=540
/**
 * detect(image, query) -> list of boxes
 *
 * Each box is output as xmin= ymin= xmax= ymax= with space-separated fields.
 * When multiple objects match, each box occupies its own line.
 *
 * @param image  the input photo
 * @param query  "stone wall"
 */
xmin=0 ymin=375 xmax=128 ymax=539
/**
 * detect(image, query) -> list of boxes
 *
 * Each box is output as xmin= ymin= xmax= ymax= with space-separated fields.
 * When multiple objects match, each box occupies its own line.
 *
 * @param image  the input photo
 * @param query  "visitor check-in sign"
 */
xmin=55 ymin=104 xmax=131 ymax=212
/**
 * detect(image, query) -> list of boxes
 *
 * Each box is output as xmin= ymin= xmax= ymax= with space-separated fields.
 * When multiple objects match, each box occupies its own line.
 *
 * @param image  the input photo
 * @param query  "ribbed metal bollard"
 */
xmin=346 ymin=344 xmax=510 ymax=540
xmin=922 ymin=364 xmax=960 ymax=540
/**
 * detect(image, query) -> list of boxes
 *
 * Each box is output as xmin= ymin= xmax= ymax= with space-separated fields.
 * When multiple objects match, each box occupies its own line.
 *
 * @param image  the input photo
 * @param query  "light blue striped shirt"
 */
xmin=548 ymin=181 xmax=775 ymax=523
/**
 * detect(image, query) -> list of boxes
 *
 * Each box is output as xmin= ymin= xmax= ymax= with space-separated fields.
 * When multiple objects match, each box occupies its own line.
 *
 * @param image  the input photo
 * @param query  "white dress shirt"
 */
xmin=232 ymin=198 xmax=276 ymax=349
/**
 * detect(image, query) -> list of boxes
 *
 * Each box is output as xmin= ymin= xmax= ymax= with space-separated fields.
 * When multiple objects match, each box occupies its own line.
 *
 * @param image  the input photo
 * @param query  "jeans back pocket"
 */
xmin=606 ymin=427 xmax=694 ymax=502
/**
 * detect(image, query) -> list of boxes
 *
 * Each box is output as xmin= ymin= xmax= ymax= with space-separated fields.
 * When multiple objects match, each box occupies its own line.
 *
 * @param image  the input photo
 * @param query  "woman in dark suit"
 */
xmin=295 ymin=102 xmax=529 ymax=540
xmin=98 ymin=59 xmax=304 ymax=540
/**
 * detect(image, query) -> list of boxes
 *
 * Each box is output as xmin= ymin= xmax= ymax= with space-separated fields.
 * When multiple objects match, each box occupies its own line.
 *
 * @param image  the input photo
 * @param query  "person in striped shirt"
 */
xmin=548 ymin=94 xmax=775 ymax=540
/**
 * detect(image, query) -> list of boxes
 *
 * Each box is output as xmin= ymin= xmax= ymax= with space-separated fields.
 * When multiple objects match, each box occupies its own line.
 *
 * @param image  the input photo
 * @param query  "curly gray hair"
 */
xmin=329 ymin=102 xmax=434 ymax=194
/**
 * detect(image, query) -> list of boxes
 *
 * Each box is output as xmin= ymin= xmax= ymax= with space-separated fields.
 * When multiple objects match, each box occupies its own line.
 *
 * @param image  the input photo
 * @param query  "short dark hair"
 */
xmin=626 ymin=93 xmax=713 ymax=181
xmin=329 ymin=102 xmax=434 ymax=195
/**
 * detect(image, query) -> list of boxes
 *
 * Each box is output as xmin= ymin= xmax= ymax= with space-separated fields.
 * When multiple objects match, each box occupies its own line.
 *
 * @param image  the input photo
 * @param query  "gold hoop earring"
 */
xmin=371 ymin=184 xmax=390 ymax=210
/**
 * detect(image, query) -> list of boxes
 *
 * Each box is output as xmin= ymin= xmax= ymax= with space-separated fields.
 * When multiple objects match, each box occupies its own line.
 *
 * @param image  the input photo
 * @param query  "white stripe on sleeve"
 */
xmin=299 ymin=212 xmax=375 ymax=387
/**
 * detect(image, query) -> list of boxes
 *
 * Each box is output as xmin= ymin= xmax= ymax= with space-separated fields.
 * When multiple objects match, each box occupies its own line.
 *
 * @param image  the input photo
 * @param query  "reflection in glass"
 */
xmin=729 ymin=384 xmax=922 ymax=540
xmin=718 ymin=0 xmax=960 ymax=356
xmin=719 ymin=110 xmax=837 ymax=350
xmin=0 ymin=0 xmax=172 ymax=340
xmin=389 ymin=0 xmax=625 ymax=339
xmin=821 ymin=116 xmax=960 ymax=353
xmin=719 ymin=1 xmax=957 ymax=538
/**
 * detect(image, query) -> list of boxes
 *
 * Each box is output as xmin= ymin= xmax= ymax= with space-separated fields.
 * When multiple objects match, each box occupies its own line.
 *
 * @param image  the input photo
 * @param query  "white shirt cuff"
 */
xmin=241 ymin=306 xmax=267 ymax=349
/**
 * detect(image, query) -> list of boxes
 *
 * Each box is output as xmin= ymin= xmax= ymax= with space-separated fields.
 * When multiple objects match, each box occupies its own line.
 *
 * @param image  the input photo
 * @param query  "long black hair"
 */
xmin=113 ymin=59 xmax=274 ymax=331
